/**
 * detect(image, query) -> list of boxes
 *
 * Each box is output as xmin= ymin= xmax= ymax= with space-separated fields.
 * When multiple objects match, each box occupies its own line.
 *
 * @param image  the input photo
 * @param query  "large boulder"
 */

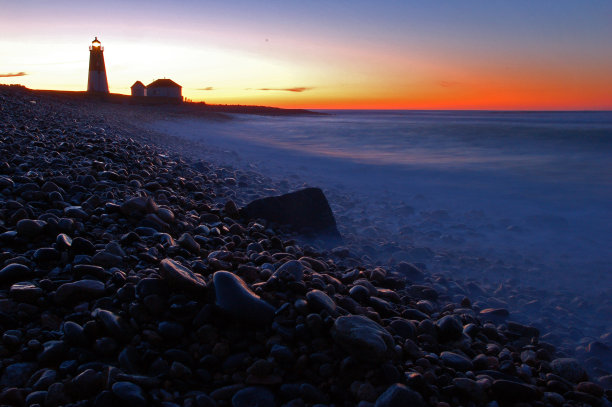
xmin=241 ymin=187 xmax=341 ymax=242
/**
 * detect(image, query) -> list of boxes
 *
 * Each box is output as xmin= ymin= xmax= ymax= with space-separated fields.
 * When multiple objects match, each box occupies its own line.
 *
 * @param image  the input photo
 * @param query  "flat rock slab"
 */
xmin=332 ymin=315 xmax=395 ymax=362
xmin=213 ymin=271 xmax=275 ymax=325
xmin=241 ymin=187 xmax=341 ymax=242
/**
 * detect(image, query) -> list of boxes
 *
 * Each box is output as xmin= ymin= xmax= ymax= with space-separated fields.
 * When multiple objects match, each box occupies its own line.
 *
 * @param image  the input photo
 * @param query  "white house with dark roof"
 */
xmin=145 ymin=79 xmax=182 ymax=99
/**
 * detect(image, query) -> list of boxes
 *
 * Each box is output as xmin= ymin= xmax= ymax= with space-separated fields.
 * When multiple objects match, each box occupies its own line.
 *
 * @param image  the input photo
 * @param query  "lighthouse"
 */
xmin=87 ymin=37 xmax=109 ymax=93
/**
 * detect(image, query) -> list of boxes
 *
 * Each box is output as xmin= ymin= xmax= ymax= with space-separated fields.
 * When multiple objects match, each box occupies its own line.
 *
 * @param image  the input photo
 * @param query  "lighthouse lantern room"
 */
xmin=87 ymin=37 xmax=109 ymax=93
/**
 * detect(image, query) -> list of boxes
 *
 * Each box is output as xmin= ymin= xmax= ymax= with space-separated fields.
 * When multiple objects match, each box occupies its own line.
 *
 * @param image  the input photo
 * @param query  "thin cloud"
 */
xmin=196 ymin=87 xmax=214 ymax=91
xmin=0 ymin=72 xmax=27 ymax=78
xmin=438 ymin=80 xmax=459 ymax=88
xmin=256 ymin=87 xmax=313 ymax=93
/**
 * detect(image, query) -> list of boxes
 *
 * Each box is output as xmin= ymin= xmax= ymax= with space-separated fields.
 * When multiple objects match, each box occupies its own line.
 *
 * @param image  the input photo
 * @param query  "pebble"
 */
xmin=435 ymin=315 xmax=463 ymax=341
xmin=111 ymin=381 xmax=147 ymax=407
xmin=213 ymin=271 xmax=275 ymax=325
xmin=0 ymin=263 xmax=36 ymax=284
xmin=332 ymin=315 xmax=395 ymax=362
xmin=550 ymin=358 xmax=587 ymax=382
xmin=374 ymin=383 xmax=425 ymax=407
xmin=231 ymin=386 xmax=276 ymax=407
xmin=440 ymin=351 xmax=473 ymax=371
xmin=306 ymin=289 xmax=338 ymax=316
xmin=159 ymin=258 xmax=207 ymax=292
xmin=16 ymin=219 xmax=46 ymax=237
xmin=55 ymin=279 xmax=105 ymax=303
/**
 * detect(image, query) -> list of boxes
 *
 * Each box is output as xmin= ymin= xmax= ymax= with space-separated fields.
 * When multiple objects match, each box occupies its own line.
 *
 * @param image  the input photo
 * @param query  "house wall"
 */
xmin=146 ymin=86 xmax=181 ymax=98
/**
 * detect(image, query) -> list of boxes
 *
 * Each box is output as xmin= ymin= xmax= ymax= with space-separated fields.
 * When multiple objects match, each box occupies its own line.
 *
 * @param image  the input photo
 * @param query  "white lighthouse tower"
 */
xmin=87 ymin=37 xmax=109 ymax=93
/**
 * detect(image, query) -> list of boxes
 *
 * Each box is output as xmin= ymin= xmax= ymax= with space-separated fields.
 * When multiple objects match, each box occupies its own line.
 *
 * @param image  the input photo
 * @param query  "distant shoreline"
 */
xmin=7 ymin=85 xmax=325 ymax=117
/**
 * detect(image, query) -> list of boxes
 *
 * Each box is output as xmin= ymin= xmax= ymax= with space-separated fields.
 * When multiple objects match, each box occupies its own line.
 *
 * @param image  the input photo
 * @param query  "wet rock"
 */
xmin=231 ymin=386 xmax=275 ymax=407
xmin=55 ymin=279 xmax=105 ymax=303
xmin=94 ymin=309 xmax=131 ymax=341
xmin=436 ymin=315 xmax=463 ymax=341
xmin=0 ymin=263 xmax=36 ymax=284
xmin=374 ymin=383 xmax=425 ymax=407
xmin=159 ymin=258 xmax=206 ymax=293
xmin=16 ymin=218 xmax=46 ymax=237
xmin=112 ymin=381 xmax=146 ymax=407
xmin=0 ymin=362 xmax=37 ymax=387
xmin=550 ymin=358 xmax=587 ymax=382
xmin=178 ymin=232 xmax=200 ymax=254
xmin=9 ymin=281 xmax=42 ymax=302
xmin=306 ymin=289 xmax=338 ymax=316
xmin=397 ymin=262 xmax=425 ymax=281
xmin=213 ymin=271 xmax=275 ymax=325
xmin=440 ymin=351 xmax=473 ymax=371
xmin=273 ymin=260 xmax=305 ymax=282
xmin=63 ymin=321 xmax=87 ymax=346
xmin=491 ymin=379 xmax=539 ymax=401
xmin=241 ymin=187 xmax=341 ymax=241
xmin=332 ymin=315 xmax=395 ymax=362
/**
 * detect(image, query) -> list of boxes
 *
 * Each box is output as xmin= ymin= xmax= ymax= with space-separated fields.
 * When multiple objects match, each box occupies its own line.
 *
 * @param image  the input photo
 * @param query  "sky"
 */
xmin=1 ymin=0 xmax=611 ymax=109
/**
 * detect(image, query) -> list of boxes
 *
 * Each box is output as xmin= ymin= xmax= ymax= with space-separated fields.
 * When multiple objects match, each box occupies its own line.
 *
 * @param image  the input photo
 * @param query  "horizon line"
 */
xmin=7 ymin=85 xmax=612 ymax=112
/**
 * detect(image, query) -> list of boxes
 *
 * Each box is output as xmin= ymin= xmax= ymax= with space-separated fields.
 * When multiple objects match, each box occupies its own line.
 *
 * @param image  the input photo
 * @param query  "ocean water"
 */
xmin=153 ymin=110 xmax=612 ymax=295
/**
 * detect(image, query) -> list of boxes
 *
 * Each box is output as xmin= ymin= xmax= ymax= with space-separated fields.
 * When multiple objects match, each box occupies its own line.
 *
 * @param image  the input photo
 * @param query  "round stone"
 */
xmin=332 ymin=315 xmax=395 ymax=362
xmin=213 ymin=271 xmax=275 ymax=325
xmin=374 ymin=383 xmax=425 ymax=407
xmin=232 ymin=386 xmax=275 ymax=407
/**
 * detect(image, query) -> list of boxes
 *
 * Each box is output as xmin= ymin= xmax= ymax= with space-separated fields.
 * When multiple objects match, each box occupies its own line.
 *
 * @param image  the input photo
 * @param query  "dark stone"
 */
xmin=306 ymin=289 xmax=338 ymax=316
xmin=159 ymin=258 xmax=206 ymax=293
xmin=9 ymin=281 xmax=43 ymax=302
xmin=112 ymin=381 xmax=146 ymax=407
xmin=71 ymin=369 xmax=104 ymax=398
xmin=397 ymin=262 xmax=425 ymax=281
xmin=0 ymin=362 xmax=37 ymax=387
xmin=16 ymin=219 xmax=46 ymax=238
xmin=94 ymin=309 xmax=131 ymax=341
xmin=491 ymin=379 xmax=539 ymax=401
xmin=241 ymin=187 xmax=341 ymax=241
xmin=0 ymin=263 xmax=36 ymax=284
xmin=34 ymin=247 xmax=60 ymax=262
xmin=38 ymin=340 xmax=68 ymax=365
xmin=55 ymin=279 xmax=105 ymax=303
xmin=213 ymin=271 xmax=275 ymax=325
xmin=71 ymin=237 xmax=96 ymax=255
xmin=550 ymin=358 xmax=587 ymax=383
xmin=436 ymin=315 xmax=463 ymax=341
xmin=374 ymin=383 xmax=425 ymax=407
xmin=332 ymin=315 xmax=395 ymax=362
xmin=231 ymin=386 xmax=275 ymax=407
xmin=63 ymin=321 xmax=87 ymax=346
xmin=158 ymin=321 xmax=185 ymax=339
xmin=440 ymin=351 xmax=473 ymax=371
xmin=389 ymin=319 xmax=416 ymax=340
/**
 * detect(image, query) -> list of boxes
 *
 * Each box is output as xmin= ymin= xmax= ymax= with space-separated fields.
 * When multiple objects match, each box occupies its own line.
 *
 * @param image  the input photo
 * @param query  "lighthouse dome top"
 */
xmin=92 ymin=37 xmax=101 ymax=47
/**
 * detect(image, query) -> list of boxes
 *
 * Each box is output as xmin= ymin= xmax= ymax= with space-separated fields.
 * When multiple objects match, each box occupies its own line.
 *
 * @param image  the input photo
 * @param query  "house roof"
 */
xmin=131 ymin=81 xmax=145 ymax=88
xmin=147 ymin=79 xmax=181 ymax=88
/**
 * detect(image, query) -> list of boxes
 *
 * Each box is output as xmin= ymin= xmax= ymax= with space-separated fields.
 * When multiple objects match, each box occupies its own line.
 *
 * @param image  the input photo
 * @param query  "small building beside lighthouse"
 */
xmin=130 ymin=81 xmax=145 ymax=97
xmin=87 ymin=37 xmax=109 ymax=93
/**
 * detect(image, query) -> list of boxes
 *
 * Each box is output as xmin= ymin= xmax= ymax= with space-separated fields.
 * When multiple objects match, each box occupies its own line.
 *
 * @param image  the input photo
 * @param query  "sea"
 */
xmin=153 ymin=110 xmax=612 ymax=296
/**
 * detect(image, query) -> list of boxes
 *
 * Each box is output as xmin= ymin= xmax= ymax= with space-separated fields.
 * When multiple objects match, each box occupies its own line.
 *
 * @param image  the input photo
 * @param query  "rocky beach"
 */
xmin=0 ymin=84 xmax=611 ymax=407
